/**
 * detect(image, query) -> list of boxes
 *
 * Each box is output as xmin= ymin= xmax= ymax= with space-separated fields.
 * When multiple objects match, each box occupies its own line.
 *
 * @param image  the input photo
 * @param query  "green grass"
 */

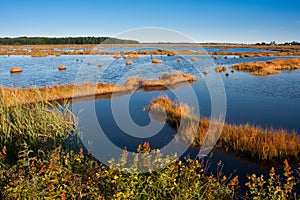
xmin=0 ymin=98 xmax=299 ymax=199
xmin=0 ymin=98 xmax=76 ymax=162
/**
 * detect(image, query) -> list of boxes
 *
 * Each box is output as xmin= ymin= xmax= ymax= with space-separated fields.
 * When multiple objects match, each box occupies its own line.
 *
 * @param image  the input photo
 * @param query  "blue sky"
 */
xmin=1 ymin=0 xmax=300 ymax=43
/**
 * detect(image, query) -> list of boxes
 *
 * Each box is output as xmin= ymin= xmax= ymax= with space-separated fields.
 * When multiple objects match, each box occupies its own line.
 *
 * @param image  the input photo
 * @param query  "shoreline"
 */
xmin=1 ymin=44 xmax=300 ymax=57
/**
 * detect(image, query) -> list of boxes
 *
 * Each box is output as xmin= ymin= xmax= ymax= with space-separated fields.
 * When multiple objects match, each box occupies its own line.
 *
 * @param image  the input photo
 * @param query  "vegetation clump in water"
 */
xmin=0 ymin=73 xmax=196 ymax=105
xmin=147 ymin=97 xmax=300 ymax=161
xmin=232 ymin=58 xmax=300 ymax=76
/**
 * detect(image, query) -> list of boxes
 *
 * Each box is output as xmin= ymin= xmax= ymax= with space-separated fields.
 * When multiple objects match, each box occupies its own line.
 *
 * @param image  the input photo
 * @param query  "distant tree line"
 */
xmin=255 ymin=41 xmax=300 ymax=45
xmin=0 ymin=37 xmax=139 ymax=45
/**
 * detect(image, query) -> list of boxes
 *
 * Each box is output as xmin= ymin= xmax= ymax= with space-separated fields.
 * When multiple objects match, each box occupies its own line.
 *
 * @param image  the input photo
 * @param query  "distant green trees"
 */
xmin=283 ymin=41 xmax=300 ymax=45
xmin=255 ymin=41 xmax=300 ymax=45
xmin=0 ymin=37 xmax=139 ymax=45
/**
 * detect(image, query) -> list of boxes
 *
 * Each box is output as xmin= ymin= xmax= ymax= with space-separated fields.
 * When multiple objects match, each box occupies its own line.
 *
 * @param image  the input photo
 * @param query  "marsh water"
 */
xmin=0 ymin=48 xmax=299 ymax=190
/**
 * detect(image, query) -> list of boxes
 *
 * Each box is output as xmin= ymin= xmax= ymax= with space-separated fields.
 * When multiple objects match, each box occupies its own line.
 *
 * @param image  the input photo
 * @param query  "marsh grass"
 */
xmin=2 ymin=44 xmax=300 ymax=57
xmin=232 ymin=58 xmax=300 ymax=76
xmin=0 ymin=97 xmax=76 ymax=162
xmin=215 ymin=66 xmax=227 ymax=73
xmin=147 ymin=97 xmax=300 ymax=161
xmin=0 ymin=73 xmax=196 ymax=105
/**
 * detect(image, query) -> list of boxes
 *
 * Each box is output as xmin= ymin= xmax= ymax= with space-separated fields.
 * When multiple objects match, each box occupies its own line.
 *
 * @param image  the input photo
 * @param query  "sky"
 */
xmin=1 ymin=0 xmax=300 ymax=43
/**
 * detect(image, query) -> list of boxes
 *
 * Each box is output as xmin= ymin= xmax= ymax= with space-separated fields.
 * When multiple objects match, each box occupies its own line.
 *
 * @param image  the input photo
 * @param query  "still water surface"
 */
xmin=1 ymin=53 xmax=299 ymax=191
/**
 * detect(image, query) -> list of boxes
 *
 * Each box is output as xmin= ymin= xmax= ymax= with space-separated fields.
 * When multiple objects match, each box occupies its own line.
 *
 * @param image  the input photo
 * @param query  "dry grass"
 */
xmin=215 ymin=66 xmax=227 ymax=73
xmin=1 ymin=44 xmax=300 ymax=57
xmin=113 ymin=54 xmax=122 ymax=59
xmin=130 ymin=49 xmax=176 ymax=56
xmin=58 ymin=65 xmax=67 ymax=70
xmin=122 ymin=54 xmax=141 ymax=59
xmin=152 ymin=59 xmax=163 ymax=63
xmin=10 ymin=67 xmax=23 ymax=73
xmin=232 ymin=58 xmax=300 ymax=75
xmin=0 ymin=73 xmax=196 ymax=106
xmin=125 ymin=61 xmax=133 ymax=66
xmin=147 ymin=97 xmax=300 ymax=161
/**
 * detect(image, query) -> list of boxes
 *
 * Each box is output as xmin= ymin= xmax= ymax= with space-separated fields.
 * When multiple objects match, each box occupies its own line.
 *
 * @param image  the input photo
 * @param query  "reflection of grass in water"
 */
xmin=232 ymin=58 xmax=300 ymax=76
xmin=147 ymin=96 xmax=300 ymax=161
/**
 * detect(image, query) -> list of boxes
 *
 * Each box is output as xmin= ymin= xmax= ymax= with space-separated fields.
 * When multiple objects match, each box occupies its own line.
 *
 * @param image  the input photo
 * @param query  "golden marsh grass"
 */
xmin=148 ymin=97 xmax=300 ymax=161
xmin=232 ymin=58 xmax=300 ymax=75
xmin=0 ymin=73 xmax=196 ymax=106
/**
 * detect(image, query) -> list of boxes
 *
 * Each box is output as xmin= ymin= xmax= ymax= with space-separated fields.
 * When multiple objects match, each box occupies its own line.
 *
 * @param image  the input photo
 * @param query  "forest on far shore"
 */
xmin=0 ymin=37 xmax=139 ymax=45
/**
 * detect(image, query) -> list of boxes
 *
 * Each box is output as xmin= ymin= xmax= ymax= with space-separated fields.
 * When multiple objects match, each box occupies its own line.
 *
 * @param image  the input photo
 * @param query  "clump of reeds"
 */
xmin=10 ymin=67 xmax=23 ymax=73
xmin=113 ymin=54 xmax=122 ymax=59
xmin=147 ymin=97 xmax=300 ymax=161
xmin=232 ymin=58 xmax=300 ymax=76
xmin=123 ymin=54 xmax=141 ymax=59
xmin=58 ymin=65 xmax=67 ymax=70
xmin=152 ymin=58 xmax=163 ymax=64
xmin=30 ymin=51 xmax=50 ymax=57
xmin=125 ymin=61 xmax=133 ymax=66
xmin=0 ymin=97 xmax=76 ymax=161
xmin=215 ymin=66 xmax=227 ymax=73
xmin=129 ymin=49 xmax=176 ymax=56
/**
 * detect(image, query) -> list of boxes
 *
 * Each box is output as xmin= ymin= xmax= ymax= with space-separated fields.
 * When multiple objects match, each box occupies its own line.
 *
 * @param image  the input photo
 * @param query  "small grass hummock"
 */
xmin=152 ymin=58 xmax=163 ymax=63
xmin=232 ymin=58 xmax=300 ymax=76
xmin=147 ymin=97 xmax=300 ymax=161
xmin=215 ymin=66 xmax=227 ymax=73
xmin=10 ymin=67 xmax=23 ymax=74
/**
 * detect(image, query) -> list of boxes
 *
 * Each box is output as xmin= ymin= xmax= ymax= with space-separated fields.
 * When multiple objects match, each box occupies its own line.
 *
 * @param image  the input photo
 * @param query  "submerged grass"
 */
xmin=147 ymin=97 xmax=300 ymax=161
xmin=232 ymin=58 xmax=300 ymax=76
